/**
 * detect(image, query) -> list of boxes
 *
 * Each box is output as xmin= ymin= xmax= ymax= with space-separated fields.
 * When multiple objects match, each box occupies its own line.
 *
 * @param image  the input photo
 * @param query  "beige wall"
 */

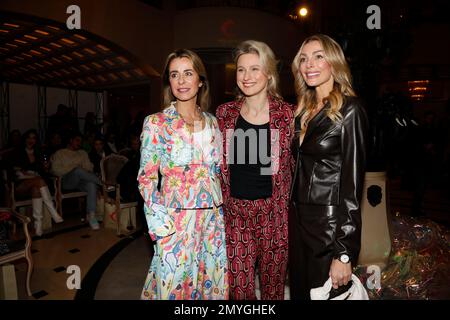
xmin=7 ymin=84 xmax=97 ymax=136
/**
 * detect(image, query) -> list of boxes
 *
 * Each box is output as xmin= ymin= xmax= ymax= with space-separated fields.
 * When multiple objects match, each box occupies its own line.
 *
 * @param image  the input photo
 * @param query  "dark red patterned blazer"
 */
xmin=216 ymin=96 xmax=295 ymax=219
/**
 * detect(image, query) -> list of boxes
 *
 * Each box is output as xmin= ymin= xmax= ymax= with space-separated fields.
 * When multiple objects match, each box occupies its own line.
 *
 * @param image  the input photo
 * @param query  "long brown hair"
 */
xmin=291 ymin=34 xmax=355 ymax=122
xmin=162 ymin=49 xmax=210 ymax=111
xmin=233 ymin=40 xmax=282 ymax=101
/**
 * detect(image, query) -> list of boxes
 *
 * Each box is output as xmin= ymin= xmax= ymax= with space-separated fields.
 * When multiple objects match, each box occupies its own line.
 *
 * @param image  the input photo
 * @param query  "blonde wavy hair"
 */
xmin=233 ymin=40 xmax=282 ymax=101
xmin=291 ymin=34 xmax=355 ymax=122
xmin=162 ymin=49 xmax=210 ymax=111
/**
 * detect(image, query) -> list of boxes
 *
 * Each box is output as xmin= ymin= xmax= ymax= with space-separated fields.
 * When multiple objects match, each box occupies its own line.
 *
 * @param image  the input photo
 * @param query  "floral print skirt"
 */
xmin=141 ymin=206 xmax=229 ymax=300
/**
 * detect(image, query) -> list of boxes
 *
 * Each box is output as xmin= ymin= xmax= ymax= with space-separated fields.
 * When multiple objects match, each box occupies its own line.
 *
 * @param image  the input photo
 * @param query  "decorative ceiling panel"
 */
xmin=0 ymin=11 xmax=156 ymax=90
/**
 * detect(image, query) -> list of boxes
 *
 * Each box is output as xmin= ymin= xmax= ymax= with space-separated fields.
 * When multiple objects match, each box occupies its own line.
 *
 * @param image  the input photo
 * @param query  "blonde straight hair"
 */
xmin=233 ymin=40 xmax=282 ymax=101
xmin=291 ymin=34 xmax=355 ymax=122
xmin=162 ymin=49 xmax=210 ymax=111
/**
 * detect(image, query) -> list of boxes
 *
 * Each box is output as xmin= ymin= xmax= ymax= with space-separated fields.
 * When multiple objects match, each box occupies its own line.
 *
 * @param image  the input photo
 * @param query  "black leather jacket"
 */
xmin=292 ymin=96 xmax=369 ymax=263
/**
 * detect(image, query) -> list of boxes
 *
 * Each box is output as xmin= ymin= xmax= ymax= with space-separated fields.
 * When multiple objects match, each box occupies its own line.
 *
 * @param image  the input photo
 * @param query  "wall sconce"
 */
xmin=408 ymin=80 xmax=429 ymax=101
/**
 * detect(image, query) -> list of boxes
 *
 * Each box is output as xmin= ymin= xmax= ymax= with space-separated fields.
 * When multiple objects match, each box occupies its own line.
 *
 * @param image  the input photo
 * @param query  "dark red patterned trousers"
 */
xmin=224 ymin=197 xmax=288 ymax=300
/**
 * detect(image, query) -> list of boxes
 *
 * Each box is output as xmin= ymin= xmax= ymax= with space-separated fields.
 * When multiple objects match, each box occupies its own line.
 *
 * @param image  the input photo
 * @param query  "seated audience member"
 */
xmin=50 ymin=132 xmax=101 ymax=230
xmin=119 ymin=134 xmax=140 ymax=160
xmin=12 ymin=129 xmax=63 ymax=236
xmin=104 ymin=131 xmax=119 ymax=155
xmin=3 ymin=129 xmax=22 ymax=150
xmin=130 ymin=111 xmax=146 ymax=137
xmin=117 ymin=134 xmax=141 ymax=202
xmin=82 ymin=130 xmax=96 ymax=154
xmin=89 ymin=136 xmax=106 ymax=177
xmin=44 ymin=132 xmax=63 ymax=158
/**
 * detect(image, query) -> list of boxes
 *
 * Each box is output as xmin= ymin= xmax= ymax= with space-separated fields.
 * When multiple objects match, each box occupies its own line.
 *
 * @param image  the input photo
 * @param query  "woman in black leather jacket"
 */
xmin=289 ymin=34 xmax=369 ymax=299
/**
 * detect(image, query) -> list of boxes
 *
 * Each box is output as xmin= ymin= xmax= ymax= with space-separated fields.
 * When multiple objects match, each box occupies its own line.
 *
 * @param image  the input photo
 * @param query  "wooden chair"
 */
xmin=54 ymin=176 xmax=87 ymax=218
xmin=100 ymin=154 xmax=138 ymax=235
xmin=2 ymin=169 xmax=58 ymax=233
xmin=0 ymin=207 xmax=33 ymax=296
xmin=1 ymin=168 xmax=31 ymax=211
xmin=6 ymin=172 xmax=57 ymax=213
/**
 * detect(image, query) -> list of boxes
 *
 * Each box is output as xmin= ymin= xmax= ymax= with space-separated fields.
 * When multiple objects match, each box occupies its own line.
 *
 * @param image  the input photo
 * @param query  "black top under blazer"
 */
xmin=292 ymin=96 xmax=369 ymax=264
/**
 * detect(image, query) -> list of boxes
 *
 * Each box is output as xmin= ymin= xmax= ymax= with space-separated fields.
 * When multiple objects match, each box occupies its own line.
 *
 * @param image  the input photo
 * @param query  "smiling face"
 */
xmin=236 ymin=53 xmax=269 ymax=98
xmin=298 ymin=40 xmax=334 ymax=93
xmin=168 ymin=57 xmax=202 ymax=103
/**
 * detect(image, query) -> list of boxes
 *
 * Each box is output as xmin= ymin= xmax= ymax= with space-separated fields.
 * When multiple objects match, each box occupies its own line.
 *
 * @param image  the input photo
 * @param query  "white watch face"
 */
xmin=340 ymin=254 xmax=349 ymax=263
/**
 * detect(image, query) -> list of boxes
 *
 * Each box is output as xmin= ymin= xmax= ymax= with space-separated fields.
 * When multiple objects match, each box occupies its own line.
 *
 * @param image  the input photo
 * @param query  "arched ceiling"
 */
xmin=0 ymin=11 xmax=159 ymax=91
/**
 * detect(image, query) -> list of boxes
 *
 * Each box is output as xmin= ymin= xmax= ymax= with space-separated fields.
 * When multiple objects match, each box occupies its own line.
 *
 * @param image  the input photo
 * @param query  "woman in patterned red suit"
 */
xmin=216 ymin=40 xmax=294 ymax=300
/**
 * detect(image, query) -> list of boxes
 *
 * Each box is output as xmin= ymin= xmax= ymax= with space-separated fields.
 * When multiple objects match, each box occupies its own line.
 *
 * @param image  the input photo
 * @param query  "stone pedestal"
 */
xmin=358 ymin=172 xmax=392 ymax=269
xmin=0 ymin=264 xmax=18 ymax=300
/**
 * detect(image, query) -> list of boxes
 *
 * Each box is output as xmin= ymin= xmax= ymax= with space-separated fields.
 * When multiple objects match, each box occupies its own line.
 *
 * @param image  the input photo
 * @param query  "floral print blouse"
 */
xmin=138 ymin=103 xmax=223 ymax=241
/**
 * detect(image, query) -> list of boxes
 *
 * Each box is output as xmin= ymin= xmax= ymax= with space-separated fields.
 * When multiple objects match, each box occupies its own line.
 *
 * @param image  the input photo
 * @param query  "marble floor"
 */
xmin=94 ymin=234 xmax=291 ymax=300
xmin=4 ymin=179 xmax=449 ymax=300
xmin=95 ymin=234 xmax=152 ymax=300
xmin=13 ymin=221 xmax=129 ymax=299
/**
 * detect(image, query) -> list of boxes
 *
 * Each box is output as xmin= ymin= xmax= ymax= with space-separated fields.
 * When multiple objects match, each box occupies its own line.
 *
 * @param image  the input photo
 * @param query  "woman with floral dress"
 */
xmin=138 ymin=49 xmax=228 ymax=300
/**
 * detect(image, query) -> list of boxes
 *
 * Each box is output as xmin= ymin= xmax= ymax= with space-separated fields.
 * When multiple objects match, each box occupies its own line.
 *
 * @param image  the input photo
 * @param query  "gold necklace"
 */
xmin=177 ymin=105 xmax=204 ymax=127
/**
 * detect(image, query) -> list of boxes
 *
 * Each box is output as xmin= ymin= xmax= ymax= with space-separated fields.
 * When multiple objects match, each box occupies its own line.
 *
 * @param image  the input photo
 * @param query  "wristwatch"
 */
xmin=338 ymin=254 xmax=350 ymax=264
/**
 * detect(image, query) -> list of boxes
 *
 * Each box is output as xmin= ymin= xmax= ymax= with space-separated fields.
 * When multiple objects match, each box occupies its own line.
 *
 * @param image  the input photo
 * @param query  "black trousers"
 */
xmin=289 ymin=202 xmax=338 ymax=300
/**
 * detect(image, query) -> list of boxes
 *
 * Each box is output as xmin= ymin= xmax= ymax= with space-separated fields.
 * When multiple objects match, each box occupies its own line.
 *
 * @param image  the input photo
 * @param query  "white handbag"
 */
xmin=310 ymin=274 xmax=369 ymax=300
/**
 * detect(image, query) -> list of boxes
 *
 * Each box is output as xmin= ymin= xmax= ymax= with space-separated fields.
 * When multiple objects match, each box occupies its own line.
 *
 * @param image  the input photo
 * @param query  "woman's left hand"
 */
xmin=329 ymin=259 xmax=352 ymax=289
